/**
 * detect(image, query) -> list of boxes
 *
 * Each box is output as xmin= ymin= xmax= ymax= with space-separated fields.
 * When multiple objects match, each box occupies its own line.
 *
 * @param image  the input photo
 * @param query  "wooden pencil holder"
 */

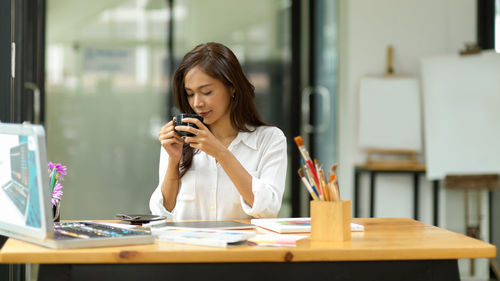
xmin=310 ymin=200 xmax=351 ymax=242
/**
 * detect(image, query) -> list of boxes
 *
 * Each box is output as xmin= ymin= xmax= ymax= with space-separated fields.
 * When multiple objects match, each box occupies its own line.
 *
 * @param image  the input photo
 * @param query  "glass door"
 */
xmin=302 ymin=0 xmax=338 ymax=182
xmin=300 ymin=0 xmax=339 ymax=214
xmin=310 ymin=0 xmax=338 ymax=168
xmin=46 ymin=0 xmax=170 ymax=219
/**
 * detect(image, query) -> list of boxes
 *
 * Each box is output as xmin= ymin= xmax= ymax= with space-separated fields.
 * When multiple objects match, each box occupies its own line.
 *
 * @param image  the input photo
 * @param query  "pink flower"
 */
xmin=48 ymin=162 xmax=67 ymax=180
xmin=48 ymin=162 xmax=67 ymax=206
xmin=51 ymin=182 xmax=63 ymax=206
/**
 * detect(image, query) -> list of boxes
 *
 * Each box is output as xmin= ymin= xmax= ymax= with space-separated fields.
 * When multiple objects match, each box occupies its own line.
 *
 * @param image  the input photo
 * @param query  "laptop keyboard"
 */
xmin=2 ymin=181 xmax=29 ymax=214
xmin=53 ymin=222 xmax=150 ymax=240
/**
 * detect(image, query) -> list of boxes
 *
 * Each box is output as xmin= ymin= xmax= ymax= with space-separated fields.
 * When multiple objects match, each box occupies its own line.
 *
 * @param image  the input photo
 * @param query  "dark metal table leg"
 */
xmin=370 ymin=172 xmax=376 ymax=217
xmin=354 ymin=169 xmax=360 ymax=217
xmin=413 ymin=173 xmax=420 ymax=220
xmin=433 ymin=180 xmax=439 ymax=226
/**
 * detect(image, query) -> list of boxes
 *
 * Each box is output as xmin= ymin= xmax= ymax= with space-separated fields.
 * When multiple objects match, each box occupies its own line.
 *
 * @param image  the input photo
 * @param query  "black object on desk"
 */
xmin=354 ymin=164 xmax=440 ymax=226
xmin=115 ymin=214 xmax=165 ymax=225
xmin=0 ymin=235 xmax=7 ymax=249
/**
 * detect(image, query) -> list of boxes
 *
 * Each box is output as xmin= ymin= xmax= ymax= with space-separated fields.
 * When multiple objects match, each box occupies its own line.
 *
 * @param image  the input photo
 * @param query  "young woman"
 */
xmin=150 ymin=42 xmax=287 ymax=220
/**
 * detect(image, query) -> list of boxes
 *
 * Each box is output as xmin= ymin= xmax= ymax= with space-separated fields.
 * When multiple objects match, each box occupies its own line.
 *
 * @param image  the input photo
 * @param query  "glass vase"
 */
xmin=52 ymin=201 xmax=61 ymax=222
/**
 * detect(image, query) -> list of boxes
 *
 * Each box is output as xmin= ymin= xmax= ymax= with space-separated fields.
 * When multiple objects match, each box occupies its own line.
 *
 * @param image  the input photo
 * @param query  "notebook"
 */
xmin=0 ymin=122 xmax=155 ymax=248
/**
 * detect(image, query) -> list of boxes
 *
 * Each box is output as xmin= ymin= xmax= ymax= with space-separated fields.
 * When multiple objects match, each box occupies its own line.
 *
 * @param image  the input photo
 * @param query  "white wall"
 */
xmin=338 ymin=0 xmax=488 ymax=278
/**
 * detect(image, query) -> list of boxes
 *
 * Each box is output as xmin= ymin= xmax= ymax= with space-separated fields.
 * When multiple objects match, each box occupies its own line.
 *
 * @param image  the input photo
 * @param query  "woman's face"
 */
xmin=184 ymin=66 xmax=234 ymax=126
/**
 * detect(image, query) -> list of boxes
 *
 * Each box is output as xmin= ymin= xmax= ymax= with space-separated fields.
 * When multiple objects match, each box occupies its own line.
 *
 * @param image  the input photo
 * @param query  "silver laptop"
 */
xmin=0 ymin=122 xmax=154 ymax=248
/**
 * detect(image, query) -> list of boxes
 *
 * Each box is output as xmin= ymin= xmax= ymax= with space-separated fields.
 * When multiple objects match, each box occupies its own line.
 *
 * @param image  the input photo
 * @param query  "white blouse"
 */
xmin=149 ymin=126 xmax=287 ymax=220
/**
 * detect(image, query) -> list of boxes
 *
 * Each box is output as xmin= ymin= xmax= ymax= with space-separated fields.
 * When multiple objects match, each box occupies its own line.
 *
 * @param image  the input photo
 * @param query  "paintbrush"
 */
xmin=298 ymin=168 xmax=320 ymax=200
xmin=303 ymin=163 xmax=323 ymax=200
xmin=329 ymin=173 xmax=340 ymax=201
xmin=294 ymin=136 xmax=320 ymax=187
xmin=318 ymin=164 xmax=330 ymax=201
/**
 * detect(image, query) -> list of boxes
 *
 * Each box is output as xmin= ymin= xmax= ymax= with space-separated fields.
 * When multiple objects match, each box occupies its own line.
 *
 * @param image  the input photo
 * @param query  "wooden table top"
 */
xmin=0 ymin=218 xmax=496 ymax=264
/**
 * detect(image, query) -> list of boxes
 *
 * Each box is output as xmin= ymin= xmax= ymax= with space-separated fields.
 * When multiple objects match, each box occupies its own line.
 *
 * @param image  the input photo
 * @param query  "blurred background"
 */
xmin=0 ymin=0 xmax=499 ymax=279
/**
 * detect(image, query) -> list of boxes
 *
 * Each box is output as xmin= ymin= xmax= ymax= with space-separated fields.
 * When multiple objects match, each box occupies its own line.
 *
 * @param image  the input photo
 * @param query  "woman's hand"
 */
xmin=175 ymin=117 xmax=227 ymax=159
xmin=158 ymin=118 xmax=184 ymax=162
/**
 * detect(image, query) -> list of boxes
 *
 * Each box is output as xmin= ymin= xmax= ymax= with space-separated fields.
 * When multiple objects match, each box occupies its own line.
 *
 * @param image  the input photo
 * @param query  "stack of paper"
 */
xmin=154 ymin=227 xmax=255 ymax=247
xmin=251 ymin=218 xmax=364 ymax=234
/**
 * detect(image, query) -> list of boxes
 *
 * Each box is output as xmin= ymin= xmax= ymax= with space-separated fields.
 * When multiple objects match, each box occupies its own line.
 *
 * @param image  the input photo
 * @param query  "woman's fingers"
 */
xmin=159 ymin=120 xmax=183 ymax=143
xmin=159 ymin=130 xmax=182 ymax=143
xmin=174 ymin=125 xmax=201 ymax=136
xmin=174 ymin=117 xmax=205 ymax=136
xmin=182 ymin=117 xmax=205 ymax=129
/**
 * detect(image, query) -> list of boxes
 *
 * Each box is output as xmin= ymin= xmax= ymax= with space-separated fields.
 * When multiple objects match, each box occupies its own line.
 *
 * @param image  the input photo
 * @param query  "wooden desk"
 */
xmin=0 ymin=218 xmax=496 ymax=281
xmin=354 ymin=164 xmax=441 ymax=225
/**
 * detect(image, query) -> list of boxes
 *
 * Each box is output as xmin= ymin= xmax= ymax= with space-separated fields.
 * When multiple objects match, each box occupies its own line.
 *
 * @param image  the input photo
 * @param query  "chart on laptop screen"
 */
xmin=0 ymin=133 xmax=42 ymax=228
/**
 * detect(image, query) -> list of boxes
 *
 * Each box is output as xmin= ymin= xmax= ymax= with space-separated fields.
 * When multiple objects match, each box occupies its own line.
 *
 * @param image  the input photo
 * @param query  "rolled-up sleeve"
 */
xmin=149 ymin=147 xmax=174 ymax=219
xmin=241 ymin=129 xmax=287 ymax=218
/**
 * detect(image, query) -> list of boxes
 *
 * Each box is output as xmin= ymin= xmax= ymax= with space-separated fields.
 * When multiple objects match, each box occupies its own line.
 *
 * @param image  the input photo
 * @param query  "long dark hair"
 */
xmin=173 ymin=42 xmax=267 ymax=177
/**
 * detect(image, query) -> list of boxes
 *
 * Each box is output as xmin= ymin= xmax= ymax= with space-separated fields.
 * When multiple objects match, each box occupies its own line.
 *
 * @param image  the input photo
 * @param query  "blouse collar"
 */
xmin=230 ymin=125 xmax=258 ymax=151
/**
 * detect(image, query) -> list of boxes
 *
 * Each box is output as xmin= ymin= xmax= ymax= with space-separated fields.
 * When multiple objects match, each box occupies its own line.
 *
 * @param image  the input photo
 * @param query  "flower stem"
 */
xmin=50 ymin=168 xmax=56 ymax=193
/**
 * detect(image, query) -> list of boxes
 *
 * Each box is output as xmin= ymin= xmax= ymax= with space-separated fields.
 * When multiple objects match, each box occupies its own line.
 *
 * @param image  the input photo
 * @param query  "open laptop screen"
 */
xmin=0 ymin=123 xmax=52 ymax=239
